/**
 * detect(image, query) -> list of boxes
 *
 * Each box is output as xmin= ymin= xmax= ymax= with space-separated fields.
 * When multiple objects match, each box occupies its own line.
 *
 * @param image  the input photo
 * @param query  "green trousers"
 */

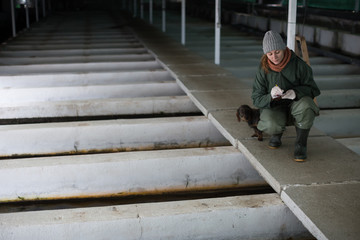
xmin=257 ymin=96 xmax=320 ymax=135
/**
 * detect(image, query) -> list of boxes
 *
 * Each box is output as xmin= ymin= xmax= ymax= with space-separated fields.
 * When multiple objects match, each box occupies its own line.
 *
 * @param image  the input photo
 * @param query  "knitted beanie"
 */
xmin=262 ymin=30 xmax=286 ymax=54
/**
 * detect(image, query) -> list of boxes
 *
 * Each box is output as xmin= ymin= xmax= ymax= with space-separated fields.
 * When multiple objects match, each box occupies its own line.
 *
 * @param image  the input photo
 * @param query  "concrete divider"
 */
xmin=3 ymin=42 xmax=144 ymax=51
xmin=11 ymin=37 xmax=137 ymax=45
xmin=0 ymin=82 xmax=184 ymax=103
xmin=317 ymin=89 xmax=360 ymax=108
xmin=0 ymin=96 xmax=199 ymax=119
xmin=0 ymin=61 xmax=162 ymax=75
xmin=309 ymin=57 xmax=341 ymax=65
xmin=315 ymin=75 xmax=360 ymax=90
xmin=0 ymin=70 xmax=171 ymax=88
xmin=0 ymin=54 xmax=155 ymax=65
xmin=312 ymin=64 xmax=360 ymax=75
xmin=0 ymin=48 xmax=148 ymax=57
xmin=229 ymin=64 xmax=360 ymax=79
xmin=23 ymin=30 xmax=132 ymax=36
xmin=0 ymin=194 xmax=311 ymax=240
xmin=0 ymin=116 xmax=229 ymax=157
xmin=314 ymin=109 xmax=360 ymax=138
xmin=337 ymin=137 xmax=360 ymax=155
xmin=0 ymin=146 xmax=264 ymax=202
xmin=21 ymin=30 xmax=132 ymax=35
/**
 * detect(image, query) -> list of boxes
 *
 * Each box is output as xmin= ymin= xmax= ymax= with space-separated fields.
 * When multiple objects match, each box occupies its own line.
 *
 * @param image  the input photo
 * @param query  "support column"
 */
xmin=287 ymin=0 xmax=297 ymax=51
xmin=149 ymin=0 xmax=153 ymax=24
xmin=10 ymin=0 xmax=16 ymax=37
xmin=133 ymin=0 xmax=137 ymax=17
xmin=42 ymin=0 xmax=46 ymax=17
xmin=181 ymin=0 xmax=186 ymax=45
xmin=140 ymin=0 xmax=144 ymax=19
xmin=25 ymin=3 xmax=30 ymax=28
xmin=215 ymin=0 xmax=221 ymax=65
xmin=35 ymin=0 xmax=39 ymax=22
xmin=162 ymin=0 xmax=166 ymax=32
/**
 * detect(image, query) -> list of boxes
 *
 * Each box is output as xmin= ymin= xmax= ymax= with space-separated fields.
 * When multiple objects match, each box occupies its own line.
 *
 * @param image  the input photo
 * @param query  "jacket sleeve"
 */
xmin=293 ymin=60 xmax=321 ymax=100
xmin=252 ymin=69 xmax=272 ymax=109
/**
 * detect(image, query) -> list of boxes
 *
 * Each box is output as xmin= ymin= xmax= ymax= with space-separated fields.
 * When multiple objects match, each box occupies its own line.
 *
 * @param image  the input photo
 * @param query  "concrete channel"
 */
xmin=0 ymin=10 xmax=314 ymax=240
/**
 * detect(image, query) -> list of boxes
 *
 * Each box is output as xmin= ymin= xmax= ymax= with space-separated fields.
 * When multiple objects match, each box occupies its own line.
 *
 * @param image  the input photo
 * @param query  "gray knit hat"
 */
xmin=262 ymin=30 xmax=286 ymax=54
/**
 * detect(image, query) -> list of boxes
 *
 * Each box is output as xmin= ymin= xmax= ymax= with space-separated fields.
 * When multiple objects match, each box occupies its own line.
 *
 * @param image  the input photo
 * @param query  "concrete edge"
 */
xmin=281 ymin=190 xmax=327 ymax=240
xmin=236 ymin=139 xmax=282 ymax=193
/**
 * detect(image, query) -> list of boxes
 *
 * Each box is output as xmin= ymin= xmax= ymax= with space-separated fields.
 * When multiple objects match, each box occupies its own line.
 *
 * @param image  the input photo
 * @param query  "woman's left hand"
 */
xmin=282 ymin=89 xmax=296 ymax=100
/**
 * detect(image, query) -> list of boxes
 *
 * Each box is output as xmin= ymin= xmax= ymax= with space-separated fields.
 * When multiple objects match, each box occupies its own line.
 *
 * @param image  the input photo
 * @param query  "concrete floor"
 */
xmin=0 ymin=7 xmax=359 ymax=240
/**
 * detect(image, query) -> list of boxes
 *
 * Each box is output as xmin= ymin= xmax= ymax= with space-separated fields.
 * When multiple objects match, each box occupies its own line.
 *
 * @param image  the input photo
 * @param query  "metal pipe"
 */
xmin=42 ymin=0 xmax=46 ymax=17
xmin=287 ymin=0 xmax=297 ymax=51
xmin=215 ymin=0 xmax=221 ymax=65
xmin=149 ymin=0 xmax=153 ymax=24
xmin=133 ymin=0 xmax=137 ymax=17
xmin=162 ymin=0 xmax=166 ymax=32
xmin=35 ymin=0 xmax=39 ymax=22
xmin=25 ymin=3 xmax=30 ymax=28
xmin=10 ymin=0 xmax=16 ymax=37
xmin=181 ymin=0 xmax=186 ymax=45
xmin=140 ymin=0 xmax=144 ymax=19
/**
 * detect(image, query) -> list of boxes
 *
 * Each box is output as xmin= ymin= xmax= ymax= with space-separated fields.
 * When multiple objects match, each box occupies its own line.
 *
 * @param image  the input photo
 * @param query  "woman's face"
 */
xmin=266 ymin=49 xmax=285 ymax=65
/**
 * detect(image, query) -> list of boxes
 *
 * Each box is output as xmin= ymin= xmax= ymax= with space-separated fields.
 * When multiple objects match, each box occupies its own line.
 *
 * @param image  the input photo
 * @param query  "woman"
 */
xmin=252 ymin=30 xmax=321 ymax=162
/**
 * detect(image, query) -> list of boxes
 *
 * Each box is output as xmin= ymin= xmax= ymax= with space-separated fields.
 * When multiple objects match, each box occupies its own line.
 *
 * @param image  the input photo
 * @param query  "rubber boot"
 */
xmin=294 ymin=127 xmax=310 ymax=162
xmin=268 ymin=133 xmax=283 ymax=149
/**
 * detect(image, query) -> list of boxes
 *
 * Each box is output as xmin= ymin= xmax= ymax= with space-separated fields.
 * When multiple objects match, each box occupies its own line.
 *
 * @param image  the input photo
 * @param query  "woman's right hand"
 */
xmin=271 ymin=86 xmax=284 ymax=99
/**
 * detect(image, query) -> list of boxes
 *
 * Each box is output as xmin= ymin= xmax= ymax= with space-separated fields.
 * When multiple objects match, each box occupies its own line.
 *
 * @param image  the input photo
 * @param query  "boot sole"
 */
xmin=268 ymin=145 xmax=280 ymax=149
xmin=294 ymin=158 xmax=306 ymax=162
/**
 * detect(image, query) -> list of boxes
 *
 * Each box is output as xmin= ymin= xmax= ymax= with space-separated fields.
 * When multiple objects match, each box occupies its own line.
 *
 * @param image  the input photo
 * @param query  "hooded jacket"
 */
xmin=252 ymin=51 xmax=321 ymax=109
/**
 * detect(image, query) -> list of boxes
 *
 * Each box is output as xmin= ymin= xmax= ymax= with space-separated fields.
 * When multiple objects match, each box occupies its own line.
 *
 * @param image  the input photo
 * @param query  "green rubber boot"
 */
xmin=268 ymin=133 xmax=283 ymax=149
xmin=294 ymin=127 xmax=310 ymax=162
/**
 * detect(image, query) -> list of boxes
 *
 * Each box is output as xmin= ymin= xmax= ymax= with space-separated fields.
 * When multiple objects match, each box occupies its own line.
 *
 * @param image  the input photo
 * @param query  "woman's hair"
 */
xmin=260 ymin=54 xmax=269 ymax=74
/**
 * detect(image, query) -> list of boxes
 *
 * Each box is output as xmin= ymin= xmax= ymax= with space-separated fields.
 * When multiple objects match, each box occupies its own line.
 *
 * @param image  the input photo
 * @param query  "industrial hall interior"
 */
xmin=0 ymin=0 xmax=359 ymax=240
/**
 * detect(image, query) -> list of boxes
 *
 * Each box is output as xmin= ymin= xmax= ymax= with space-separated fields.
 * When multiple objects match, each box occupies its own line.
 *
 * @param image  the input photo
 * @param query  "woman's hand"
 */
xmin=271 ymin=86 xmax=284 ymax=99
xmin=269 ymin=87 xmax=296 ymax=108
xmin=282 ymin=89 xmax=296 ymax=100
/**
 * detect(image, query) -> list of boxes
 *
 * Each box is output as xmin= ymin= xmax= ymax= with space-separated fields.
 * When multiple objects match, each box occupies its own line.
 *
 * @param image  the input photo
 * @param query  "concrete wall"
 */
xmin=231 ymin=12 xmax=360 ymax=57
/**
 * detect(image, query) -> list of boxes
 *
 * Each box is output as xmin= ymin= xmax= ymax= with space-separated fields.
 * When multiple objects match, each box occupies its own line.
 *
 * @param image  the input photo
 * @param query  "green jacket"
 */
xmin=252 ymin=51 xmax=321 ymax=109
